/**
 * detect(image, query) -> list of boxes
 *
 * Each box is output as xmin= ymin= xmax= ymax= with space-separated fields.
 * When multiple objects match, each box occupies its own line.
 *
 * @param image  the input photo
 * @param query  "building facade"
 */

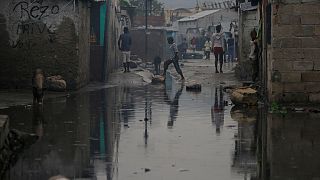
xmin=177 ymin=9 xmax=238 ymax=34
xmin=0 ymin=0 xmax=123 ymax=89
xmin=0 ymin=0 xmax=91 ymax=89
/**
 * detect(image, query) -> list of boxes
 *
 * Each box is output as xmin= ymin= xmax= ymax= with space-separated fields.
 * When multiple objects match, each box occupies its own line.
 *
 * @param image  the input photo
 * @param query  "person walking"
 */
xmin=204 ymin=38 xmax=212 ymax=60
xmin=118 ymin=27 xmax=132 ymax=72
xmin=212 ymin=25 xmax=225 ymax=73
xmin=163 ymin=37 xmax=185 ymax=80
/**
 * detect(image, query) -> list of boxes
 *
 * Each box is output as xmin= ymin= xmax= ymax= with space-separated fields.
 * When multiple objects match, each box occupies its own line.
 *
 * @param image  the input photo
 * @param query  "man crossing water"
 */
xmin=163 ymin=37 xmax=185 ymax=81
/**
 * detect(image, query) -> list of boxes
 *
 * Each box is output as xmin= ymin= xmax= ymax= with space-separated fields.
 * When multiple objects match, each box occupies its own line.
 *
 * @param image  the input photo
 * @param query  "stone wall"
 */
xmin=269 ymin=1 xmax=320 ymax=103
xmin=0 ymin=0 xmax=90 ymax=89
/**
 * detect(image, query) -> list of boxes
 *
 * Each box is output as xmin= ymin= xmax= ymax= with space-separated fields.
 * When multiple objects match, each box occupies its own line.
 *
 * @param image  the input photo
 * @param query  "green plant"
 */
xmin=270 ymin=101 xmax=287 ymax=114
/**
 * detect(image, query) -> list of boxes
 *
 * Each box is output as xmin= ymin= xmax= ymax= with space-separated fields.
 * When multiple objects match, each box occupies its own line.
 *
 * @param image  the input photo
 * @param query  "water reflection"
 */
xmin=3 ymin=81 xmax=320 ymax=180
xmin=164 ymin=82 xmax=184 ymax=129
xmin=230 ymin=106 xmax=258 ymax=179
xmin=211 ymin=86 xmax=225 ymax=134
xmin=120 ymin=87 xmax=135 ymax=128
xmin=32 ymin=104 xmax=44 ymax=139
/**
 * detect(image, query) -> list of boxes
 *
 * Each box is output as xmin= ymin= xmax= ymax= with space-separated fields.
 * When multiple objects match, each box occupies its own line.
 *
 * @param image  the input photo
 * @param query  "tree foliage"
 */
xmin=128 ymin=0 xmax=164 ymax=16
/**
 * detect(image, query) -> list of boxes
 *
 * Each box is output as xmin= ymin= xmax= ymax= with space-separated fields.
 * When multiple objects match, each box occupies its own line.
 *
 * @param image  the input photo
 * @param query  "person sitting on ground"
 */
xmin=163 ymin=37 xmax=185 ymax=81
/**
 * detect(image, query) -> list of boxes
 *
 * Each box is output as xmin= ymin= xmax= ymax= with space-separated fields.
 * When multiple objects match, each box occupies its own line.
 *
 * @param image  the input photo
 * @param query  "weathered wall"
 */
xmin=235 ymin=9 xmax=259 ymax=81
xmin=0 ymin=0 xmax=90 ymax=89
xmin=131 ymin=29 xmax=167 ymax=62
xmin=269 ymin=1 xmax=320 ymax=103
xmin=105 ymin=0 xmax=122 ymax=80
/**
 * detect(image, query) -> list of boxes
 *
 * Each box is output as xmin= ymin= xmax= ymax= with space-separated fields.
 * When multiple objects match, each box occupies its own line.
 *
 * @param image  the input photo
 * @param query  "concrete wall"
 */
xmin=105 ymin=0 xmax=122 ymax=80
xmin=239 ymin=10 xmax=259 ymax=63
xmin=0 ymin=0 xmax=90 ymax=89
xmin=269 ymin=1 xmax=320 ymax=103
xmin=130 ymin=29 xmax=167 ymax=62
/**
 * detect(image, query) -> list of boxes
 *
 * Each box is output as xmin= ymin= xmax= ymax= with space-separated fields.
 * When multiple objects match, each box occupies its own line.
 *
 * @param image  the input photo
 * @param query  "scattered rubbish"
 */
xmin=133 ymin=172 xmax=138 ymax=174
xmin=226 ymin=125 xmax=237 ymax=128
xmin=308 ymin=108 xmax=320 ymax=113
xmin=48 ymin=175 xmax=70 ymax=180
xmin=292 ymin=107 xmax=305 ymax=112
xmin=230 ymin=87 xmax=258 ymax=106
xmin=179 ymin=168 xmax=190 ymax=172
xmin=152 ymin=75 xmax=165 ymax=84
xmin=46 ymin=75 xmax=67 ymax=92
xmin=144 ymin=168 xmax=151 ymax=172
xmin=186 ymin=81 xmax=201 ymax=92
xmin=172 ymin=164 xmax=176 ymax=167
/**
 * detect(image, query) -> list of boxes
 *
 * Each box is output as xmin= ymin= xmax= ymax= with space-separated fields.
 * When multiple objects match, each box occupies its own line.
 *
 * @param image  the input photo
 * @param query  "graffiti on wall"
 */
xmin=8 ymin=0 xmax=62 ymax=49
xmin=13 ymin=0 xmax=59 ymax=20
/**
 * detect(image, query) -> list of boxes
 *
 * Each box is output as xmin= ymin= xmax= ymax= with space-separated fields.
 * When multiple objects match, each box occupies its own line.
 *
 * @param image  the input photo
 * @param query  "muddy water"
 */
xmin=1 ymin=80 xmax=258 ymax=180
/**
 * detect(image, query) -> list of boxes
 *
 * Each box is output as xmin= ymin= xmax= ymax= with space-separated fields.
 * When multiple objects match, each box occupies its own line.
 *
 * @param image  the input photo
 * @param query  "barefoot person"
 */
xmin=118 ymin=27 xmax=132 ymax=72
xmin=163 ymin=37 xmax=185 ymax=80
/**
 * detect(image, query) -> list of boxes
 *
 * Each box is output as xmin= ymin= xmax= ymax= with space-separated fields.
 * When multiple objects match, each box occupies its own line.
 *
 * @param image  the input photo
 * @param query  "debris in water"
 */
xmin=144 ymin=168 xmax=151 ymax=173
xmin=179 ymin=169 xmax=190 ymax=172
xmin=293 ymin=108 xmax=305 ymax=112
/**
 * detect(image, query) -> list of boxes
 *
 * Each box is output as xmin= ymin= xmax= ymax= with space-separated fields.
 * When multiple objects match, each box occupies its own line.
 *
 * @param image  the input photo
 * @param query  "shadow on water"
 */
xmin=1 ymin=80 xmax=320 ymax=179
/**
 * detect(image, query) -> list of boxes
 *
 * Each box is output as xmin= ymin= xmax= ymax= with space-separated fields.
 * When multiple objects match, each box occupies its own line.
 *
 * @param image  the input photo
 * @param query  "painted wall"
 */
xmin=0 ymin=0 xmax=90 ymax=89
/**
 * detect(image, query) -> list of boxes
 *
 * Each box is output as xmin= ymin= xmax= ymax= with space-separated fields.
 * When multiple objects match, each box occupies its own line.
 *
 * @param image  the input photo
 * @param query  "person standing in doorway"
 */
xmin=204 ymin=38 xmax=212 ymax=60
xmin=212 ymin=25 xmax=225 ymax=73
xmin=163 ymin=37 xmax=185 ymax=80
xmin=249 ymin=29 xmax=259 ymax=82
xmin=118 ymin=27 xmax=132 ymax=72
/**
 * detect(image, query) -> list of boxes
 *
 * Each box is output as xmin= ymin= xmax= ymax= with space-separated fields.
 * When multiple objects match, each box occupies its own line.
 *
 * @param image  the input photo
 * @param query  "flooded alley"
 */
xmin=0 ymin=61 xmax=262 ymax=180
xmin=1 ymin=58 xmax=320 ymax=180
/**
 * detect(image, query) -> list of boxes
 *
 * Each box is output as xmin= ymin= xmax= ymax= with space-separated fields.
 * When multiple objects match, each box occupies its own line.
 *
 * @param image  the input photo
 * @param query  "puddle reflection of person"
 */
xmin=121 ymin=87 xmax=134 ymax=128
xmin=33 ymin=104 xmax=45 ymax=139
xmin=211 ymin=86 xmax=225 ymax=134
xmin=165 ymin=83 xmax=184 ymax=128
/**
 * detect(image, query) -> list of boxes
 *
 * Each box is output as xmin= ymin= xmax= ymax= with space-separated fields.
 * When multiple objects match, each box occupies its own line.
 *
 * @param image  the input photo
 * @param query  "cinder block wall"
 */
xmin=0 ymin=0 xmax=90 ymax=89
xmin=270 ymin=0 xmax=320 ymax=103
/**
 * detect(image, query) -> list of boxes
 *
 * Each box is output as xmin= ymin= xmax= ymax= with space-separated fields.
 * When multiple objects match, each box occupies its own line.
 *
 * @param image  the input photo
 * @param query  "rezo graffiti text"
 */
xmin=13 ymin=1 xmax=60 ymax=20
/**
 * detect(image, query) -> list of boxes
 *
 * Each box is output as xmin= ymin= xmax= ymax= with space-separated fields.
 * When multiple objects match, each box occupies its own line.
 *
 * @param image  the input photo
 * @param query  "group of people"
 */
xmin=203 ymin=25 xmax=236 ymax=73
xmin=118 ymin=25 xmax=259 ymax=82
xmin=118 ymin=27 xmax=185 ymax=80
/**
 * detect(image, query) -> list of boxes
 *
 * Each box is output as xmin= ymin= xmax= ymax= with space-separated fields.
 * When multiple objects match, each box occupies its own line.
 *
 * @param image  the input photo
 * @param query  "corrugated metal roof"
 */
xmin=178 ymin=9 xmax=221 ymax=22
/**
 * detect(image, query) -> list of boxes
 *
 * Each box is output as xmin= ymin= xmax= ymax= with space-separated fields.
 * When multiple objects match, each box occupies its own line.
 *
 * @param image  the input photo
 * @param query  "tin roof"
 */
xmin=178 ymin=9 xmax=221 ymax=22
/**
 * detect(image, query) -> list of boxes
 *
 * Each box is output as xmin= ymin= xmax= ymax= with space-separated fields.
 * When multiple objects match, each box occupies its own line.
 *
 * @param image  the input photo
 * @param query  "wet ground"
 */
xmin=1 ymin=58 xmax=320 ymax=180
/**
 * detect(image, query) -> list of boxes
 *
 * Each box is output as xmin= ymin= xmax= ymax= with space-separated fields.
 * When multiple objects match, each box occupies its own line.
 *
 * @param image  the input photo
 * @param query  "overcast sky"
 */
xmin=160 ymin=0 xmax=234 ymax=9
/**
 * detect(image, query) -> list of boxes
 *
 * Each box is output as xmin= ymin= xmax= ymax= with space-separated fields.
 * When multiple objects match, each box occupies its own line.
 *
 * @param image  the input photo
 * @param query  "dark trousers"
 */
xmin=154 ymin=63 xmax=160 ymax=75
xmin=214 ymin=52 xmax=224 ymax=71
xmin=163 ymin=59 xmax=183 ymax=77
xmin=251 ymin=58 xmax=259 ymax=81
xmin=205 ymin=51 xmax=210 ymax=59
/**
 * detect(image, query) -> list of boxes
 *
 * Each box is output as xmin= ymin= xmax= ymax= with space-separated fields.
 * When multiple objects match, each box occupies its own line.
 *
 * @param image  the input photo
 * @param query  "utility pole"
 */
xmin=145 ymin=0 xmax=148 ymax=56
